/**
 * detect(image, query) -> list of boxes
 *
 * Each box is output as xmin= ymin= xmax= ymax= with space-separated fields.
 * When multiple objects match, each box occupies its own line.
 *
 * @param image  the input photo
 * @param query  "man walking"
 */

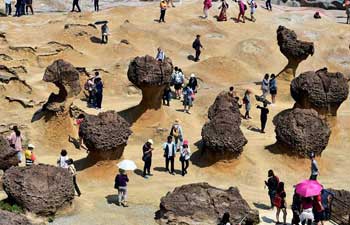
xmin=163 ymin=136 xmax=176 ymax=175
xmin=192 ymin=35 xmax=203 ymax=62
xmin=71 ymin=0 xmax=81 ymax=12
xmin=310 ymin=152 xmax=319 ymax=180
xmin=142 ymin=139 xmax=154 ymax=179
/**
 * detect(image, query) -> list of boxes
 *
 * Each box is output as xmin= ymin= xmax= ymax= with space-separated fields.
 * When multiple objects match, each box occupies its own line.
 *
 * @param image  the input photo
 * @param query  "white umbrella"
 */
xmin=117 ymin=160 xmax=137 ymax=171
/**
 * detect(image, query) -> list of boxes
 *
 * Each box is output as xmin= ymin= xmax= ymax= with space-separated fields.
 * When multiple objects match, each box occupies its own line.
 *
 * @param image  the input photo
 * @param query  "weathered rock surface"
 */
xmin=202 ymin=92 xmax=247 ymax=158
xmin=157 ymin=182 xmax=259 ymax=225
xmin=127 ymin=55 xmax=173 ymax=109
xmin=327 ymin=189 xmax=350 ymax=225
xmin=277 ymin=26 xmax=314 ymax=80
xmin=79 ymin=111 xmax=132 ymax=160
xmin=0 ymin=209 xmax=32 ymax=225
xmin=291 ymin=68 xmax=349 ymax=116
xmin=2 ymin=164 xmax=75 ymax=216
xmin=272 ymin=0 xmax=346 ymax=9
xmin=42 ymin=59 xmax=81 ymax=112
xmin=0 ymin=136 xmax=19 ymax=171
xmin=273 ymin=108 xmax=330 ymax=157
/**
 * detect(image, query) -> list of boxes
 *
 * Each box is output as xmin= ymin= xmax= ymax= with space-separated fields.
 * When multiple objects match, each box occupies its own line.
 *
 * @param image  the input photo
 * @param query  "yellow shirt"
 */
xmin=25 ymin=149 xmax=32 ymax=159
xmin=160 ymin=1 xmax=167 ymax=9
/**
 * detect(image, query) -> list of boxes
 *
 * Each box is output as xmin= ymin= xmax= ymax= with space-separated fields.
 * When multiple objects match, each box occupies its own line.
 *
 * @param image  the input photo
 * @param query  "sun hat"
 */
xmin=190 ymin=73 xmax=195 ymax=78
xmin=28 ymin=144 xmax=35 ymax=149
xmin=148 ymin=139 xmax=154 ymax=145
xmin=183 ymin=140 xmax=189 ymax=145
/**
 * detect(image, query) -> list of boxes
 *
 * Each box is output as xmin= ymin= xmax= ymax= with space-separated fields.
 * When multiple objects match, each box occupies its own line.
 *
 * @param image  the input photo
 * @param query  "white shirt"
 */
xmin=180 ymin=146 xmax=191 ymax=160
xmin=59 ymin=156 xmax=69 ymax=169
xmin=163 ymin=142 xmax=175 ymax=157
xmin=5 ymin=0 xmax=11 ymax=4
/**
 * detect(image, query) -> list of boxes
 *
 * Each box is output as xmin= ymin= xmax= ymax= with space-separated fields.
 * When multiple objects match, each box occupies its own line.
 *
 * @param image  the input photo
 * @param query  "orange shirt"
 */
xmin=160 ymin=1 xmax=167 ymax=9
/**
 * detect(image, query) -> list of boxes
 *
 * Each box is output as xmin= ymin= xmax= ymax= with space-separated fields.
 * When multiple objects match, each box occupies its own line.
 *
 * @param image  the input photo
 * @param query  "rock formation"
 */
xmin=42 ymin=59 xmax=81 ymax=113
xmin=273 ymin=108 xmax=331 ymax=157
xmin=2 ymin=164 xmax=75 ymax=216
xmin=276 ymin=26 xmax=314 ymax=80
xmin=291 ymin=68 xmax=349 ymax=116
xmin=79 ymin=111 xmax=132 ymax=160
xmin=157 ymin=182 xmax=259 ymax=225
xmin=326 ymin=189 xmax=350 ymax=224
xmin=127 ymin=55 xmax=173 ymax=109
xmin=271 ymin=0 xmax=347 ymax=10
xmin=0 ymin=209 xmax=32 ymax=225
xmin=0 ymin=136 xmax=19 ymax=171
xmin=201 ymin=92 xmax=247 ymax=160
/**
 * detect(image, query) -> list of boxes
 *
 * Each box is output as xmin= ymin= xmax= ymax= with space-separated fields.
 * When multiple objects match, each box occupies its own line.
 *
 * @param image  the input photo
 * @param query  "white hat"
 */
xmin=28 ymin=144 xmax=35 ymax=149
xmin=147 ymin=139 xmax=154 ymax=145
xmin=190 ymin=73 xmax=195 ymax=78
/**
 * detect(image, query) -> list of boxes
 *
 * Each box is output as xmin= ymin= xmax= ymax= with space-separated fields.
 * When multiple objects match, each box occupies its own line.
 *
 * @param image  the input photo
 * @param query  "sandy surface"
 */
xmin=0 ymin=0 xmax=349 ymax=224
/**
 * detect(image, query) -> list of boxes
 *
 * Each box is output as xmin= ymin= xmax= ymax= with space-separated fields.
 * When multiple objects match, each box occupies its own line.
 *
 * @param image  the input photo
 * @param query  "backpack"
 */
xmin=192 ymin=41 xmax=196 ymax=49
xmin=244 ymin=4 xmax=247 ymax=10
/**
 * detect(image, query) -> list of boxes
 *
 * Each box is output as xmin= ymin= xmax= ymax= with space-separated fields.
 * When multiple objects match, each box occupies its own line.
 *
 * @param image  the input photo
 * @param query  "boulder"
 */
xmin=0 ymin=209 xmax=32 ymax=225
xmin=127 ymin=55 xmax=173 ymax=109
xmin=0 ymin=136 xmax=19 ymax=171
xmin=2 ymin=164 xmax=75 ymax=216
xmin=201 ymin=92 xmax=247 ymax=159
xmin=276 ymin=26 xmax=314 ymax=80
xmin=157 ymin=182 xmax=259 ymax=225
xmin=291 ymin=68 xmax=349 ymax=116
xmin=79 ymin=111 xmax=132 ymax=160
xmin=42 ymin=59 xmax=81 ymax=113
xmin=273 ymin=108 xmax=330 ymax=157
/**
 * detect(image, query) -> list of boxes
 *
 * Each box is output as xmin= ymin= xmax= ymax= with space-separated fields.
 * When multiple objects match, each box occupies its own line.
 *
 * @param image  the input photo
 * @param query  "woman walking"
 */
xmin=7 ymin=126 xmax=23 ymax=163
xmin=248 ymin=0 xmax=257 ymax=22
xmin=237 ymin=0 xmax=246 ymax=23
xmin=217 ymin=0 xmax=229 ymax=21
xmin=261 ymin=74 xmax=269 ymax=99
xmin=67 ymin=159 xmax=81 ymax=197
xmin=114 ymin=169 xmax=129 ymax=207
xmin=203 ymin=0 xmax=212 ymax=19
xmin=183 ymin=85 xmax=194 ymax=114
xmin=142 ymin=139 xmax=154 ymax=179
xmin=275 ymin=182 xmax=287 ymax=225
xmin=180 ymin=140 xmax=191 ymax=176
xmin=243 ymin=90 xmax=251 ymax=119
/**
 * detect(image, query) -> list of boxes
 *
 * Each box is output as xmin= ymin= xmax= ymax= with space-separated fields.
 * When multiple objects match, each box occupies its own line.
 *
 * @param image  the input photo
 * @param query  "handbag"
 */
xmin=179 ymin=155 xmax=185 ymax=162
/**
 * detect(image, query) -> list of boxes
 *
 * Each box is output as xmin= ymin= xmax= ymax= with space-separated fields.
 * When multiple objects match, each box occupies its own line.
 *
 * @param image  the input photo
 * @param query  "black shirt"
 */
xmin=257 ymin=106 xmax=269 ymax=119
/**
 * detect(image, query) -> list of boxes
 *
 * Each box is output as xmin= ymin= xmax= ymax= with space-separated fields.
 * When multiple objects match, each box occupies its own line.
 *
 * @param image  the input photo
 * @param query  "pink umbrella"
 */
xmin=295 ymin=179 xmax=323 ymax=197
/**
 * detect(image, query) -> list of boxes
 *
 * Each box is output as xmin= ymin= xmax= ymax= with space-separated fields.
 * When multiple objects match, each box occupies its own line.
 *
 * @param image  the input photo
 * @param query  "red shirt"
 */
xmin=314 ymin=195 xmax=323 ymax=212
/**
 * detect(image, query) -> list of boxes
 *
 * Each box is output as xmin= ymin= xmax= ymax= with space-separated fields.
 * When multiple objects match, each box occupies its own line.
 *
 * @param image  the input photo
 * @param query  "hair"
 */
xmin=67 ymin=158 xmax=74 ymax=165
xmin=277 ymin=182 xmax=285 ymax=193
xmin=221 ymin=212 xmax=230 ymax=224
xmin=13 ymin=126 xmax=18 ymax=132
xmin=196 ymin=34 xmax=200 ymax=38
xmin=77 ymin=114 xmax=85 ymax=119
xmin=271 ymin=74 xmax=276 ymax=79
xmin=174 ymin=66 xmax=178 ymax=71
xmin=183 ymin=144 xmax=188 ymax=148
xmin=268 ymin=169 xmax=274 ymax=177
xmin=264 ymin=74 xmax=269 ymax=80
xmin=95 ymin=71 xmax=99 ymax=76
xmin=304 ymin=197 xmax=312 ymax=203
xmin=229 ymin=86 xmax=234 ymax=92
xmin=61 ymin=149 xmax=68 ymax=157
xmin=263 ymin=102 xmax=268 ymax=107
xmin=15 ymin=130 xmax=21 ymax=137
xmin=167 ymin=135 xmax=173 ymax=142
xmin=245 ymin=89 xmax=250 ymax=95
xmin=179 ymin=68 xmax=182 ymax=73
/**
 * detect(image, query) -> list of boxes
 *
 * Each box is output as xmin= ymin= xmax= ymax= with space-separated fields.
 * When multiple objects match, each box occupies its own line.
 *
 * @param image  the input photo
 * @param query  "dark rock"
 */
xmin=0 ymin=65 xmax=18 ymax=83
xmin=0 ymin=136 xmax=19 ymax=171
xmin=273 ymin=108 xmax=330 ymax=157
xmin=120 ymin=39 xmax=130 ymax=45
xmin=208 ymin=91 xmax=241 ymax=120
xmin=157 ymin=182 xmax=259 ymax=225
xmin=0 ymin=209 xmax=32 ymax=225
xmin=79 ymin=111 xmax=132 ymax=160
xmin=291 ymin=68 xmax=349 ymax=116
xmin=2 ymin=164 xmax=75 ymax=216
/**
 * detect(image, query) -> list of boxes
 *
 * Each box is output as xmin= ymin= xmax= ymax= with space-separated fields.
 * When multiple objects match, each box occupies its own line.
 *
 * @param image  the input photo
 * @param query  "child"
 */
xmin=67 ymin=158 xmax=81 ymax=197
xmin=25 ymin=144 xmax=36 ymax=166
xmin=243 ymin=90 xmax=251 ymax=119
xmin=163 ymin=86 xmax=172 ymax=106
xmin=257 ymin=102 xmax=269 ymax=133
xmin=114 ymin=169 xmax=129 ymax=207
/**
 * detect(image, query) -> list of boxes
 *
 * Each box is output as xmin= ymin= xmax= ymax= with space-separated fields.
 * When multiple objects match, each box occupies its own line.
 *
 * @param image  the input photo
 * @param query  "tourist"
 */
xmin=266 ymin=0 xmax=272 ymax=11
xmin=300 ymin=197 xmax=314 ymax=225
xmin=25 ymin=0 xmax=33 ymax=15
xmin=275 ymin=182 xmax=287 ymax=225
xmin=344 ymin=0 xmax=350 ymax=24
xmin=14 ymin=0 xmax=22 ymax=17
xmin=219 ymin=212 xmax=232 ymax=225
xmin=163 ymin=136 xmax=176 ymax=175
xmin=314 ymin=12 xmax=321 ymax=19
xmin=156 ymin=48 xmax=165 ymax=62
xmin=20 ymin=0 xmax=25 ymax=15
xmin=257 ymin=102 xmax=269 ymax=133
xmin=5 ymin=0 xmax=12 ymax=15
xmin=261 ymin=74 xmax=269 ymax=99
xmin=114 ymin=169 xmax=129 ymax=207
xmin=291 ymin=190 xmax=301 ymax=225
xmin=172 ymin=67 xmax=184 ymax=99
xmin=248 ymin=0 xmax=257 ymax=22
xmin=159 ymin=0 xmax=167 ymax=23
xmin=67 ymin=158 xmax=81 ymax=197
xmin=313 ymin=193 xmax=325 ymax=225
xmin=269 ymin=74 xmax=277 ymax=104
xmin=94 ymin=0 xmax=99 ymax=11
xmin=217 ymin=0 xmax=229 ymax=21
xmin=76 ymin=114 xmax=85 ymax=149
xmin=236 ymin=0 xmax=246 ymax=23
xmin=188 ymin=73 xmax=198 ymax=93
xmin=228 ymin=86 xmax=236 ymax=97
xmin=192 ymin=35 xmax=203 ymax=62
xmin=166 ymin=0 xmax=175 ymax=7
xmin=310 ymin=152 xmax=319 ymax=180
xmin=183 ymin=85 xmax=194 ymax=114
xmin=243 ymin=90 xmax=251 ymax=119
xmin=24 ymin=144 xmax=36 ymax=166
xmin=264 ymin=169 xmax=279 ymax=208
xmin=170 ymin=119 xmax=183 ymax=151
xmin=163 ymin=86 xmax=172 ymax=106
xmin=71 ymin=0 xmax=81 ymax=12
xmin=94 ymin=76 xmax=103 ymax=110
xmin=85 ymin=76 xmax=96 ymax=107
xmin=57 ymin=149 xmax=69 ymax=169
xmin=101 ymin=23 xmax=109 ymax=44
xmin=203 ymin=0 xmax=212 ymax=19
xmin=321 ymin=189 xmax=334 ymax=220
xmin=180 ymin=140 xmax=190 ymax=176
xmin=7 ymin=125 xmax=23 ymax=163
xmin=142 ymin=139 xmax=154 ymax=178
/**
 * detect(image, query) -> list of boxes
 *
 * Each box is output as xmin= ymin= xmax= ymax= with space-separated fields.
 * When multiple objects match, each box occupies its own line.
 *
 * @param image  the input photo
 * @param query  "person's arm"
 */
xmin=257 ymin=105 xmax=262 ymax=109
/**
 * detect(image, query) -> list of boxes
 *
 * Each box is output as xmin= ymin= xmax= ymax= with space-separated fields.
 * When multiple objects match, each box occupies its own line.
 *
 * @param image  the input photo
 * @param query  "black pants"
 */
xmin=181 ymin=160 xmax=189 ymax=176
xmin=5 ymin=3 xmax=12 ymax=15
xmin=88 ymin=90 xmax=95 ymax=106
xmin=72 ymin=0 xmax=81 ymax=12
xmin=73 ymin=176 xmax=81 ymax=196
xmin=310 ymin=174 xmax=317 ymax=180
xmin=261 ymin=117 xmax=267 ymax=132
xmin=102 ymin=35 xmax=108 ymax=44
xmin=26 ymin=4 xmax=33 ymax=14
xmin=165 ymin=156 xmax=174 ymax=173
xmin=143 ymin=159 xmax=152 ymax=176
xmin=195 ymin=49 xmax=201 ymax=61
xmin=163 ymin=96 xmax=170 ymax=106
xmin=95 ymin=92 xmax=103 ymax=108
xmin=159 ymin=9 xmax=166 ymax=22
xmin=94 ymin=0 xmax=99 ymax=11
xmin=266 ymin=0 xmax=272 ymax=10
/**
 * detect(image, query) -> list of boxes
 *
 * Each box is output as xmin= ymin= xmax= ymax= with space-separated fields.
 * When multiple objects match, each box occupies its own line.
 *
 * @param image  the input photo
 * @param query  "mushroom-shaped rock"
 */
xmin=0 ymin=209 xmax=33 ymax=225
xmin=157 ymin=182 xmax=259 ymax=225
xmin=2 ymin=164 xmax=74 ymax=216
xmin=277 ymin=26 xmax=314 ymax=80
xmin=127 ymin=55 xmax=173 ymax=109
xmin=43 ymin=59 xmax=81 ymax=112
xmin=0 ymin=136 xmax=19 ymax=171
xmin=79 ymin=111 xmax=132 ymax=160
xmin=201 ymin=92 xmax=247 ymax=159
xmin=273 ymin=108 xmax=330 ymax=157
xmin=291 ymin=68 xmax=349 ymax=116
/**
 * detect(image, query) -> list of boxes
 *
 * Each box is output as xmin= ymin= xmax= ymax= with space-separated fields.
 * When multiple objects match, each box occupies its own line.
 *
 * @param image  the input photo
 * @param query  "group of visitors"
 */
xmin=260 ymin=73 xmax=277 ymax=104
xmin=84 ymin=72 xmax=104 ymax=110
xmin=4 ymin=0 xmax=34 ymax=16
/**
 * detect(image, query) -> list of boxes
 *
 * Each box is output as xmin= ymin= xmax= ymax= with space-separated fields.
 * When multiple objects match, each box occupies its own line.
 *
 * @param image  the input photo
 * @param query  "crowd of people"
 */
xmin=3 ymin=0 xmax=34 ymax=16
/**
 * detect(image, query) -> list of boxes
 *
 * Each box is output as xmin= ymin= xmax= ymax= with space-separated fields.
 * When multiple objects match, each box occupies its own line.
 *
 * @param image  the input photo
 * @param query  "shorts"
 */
xmin=270 ymin=89 xmax=277 ymax=95
xmin=314 ymin=211 xmax=325 ymax=222
xmin=174 ymin=83 xmax=182 ymax=90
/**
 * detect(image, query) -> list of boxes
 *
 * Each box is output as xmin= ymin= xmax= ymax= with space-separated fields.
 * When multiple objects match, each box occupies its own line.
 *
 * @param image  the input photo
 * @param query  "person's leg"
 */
xmin=261 ymin=118 xmax=267 ymax=133
xmin=72 ymin=0 xmax=76 ymax=11
xmin=73 ymin=176 xmax=81 ymax=196
xmin=181 ymin=160 xmax=185 ymax=176
xmin=143 ymin=161 xmax=147 ymax=176
xmin=97 ymin=93 xmax=103 ymax=108
xmin=165 ymin=157 xmax=169 ymax=172
xmin=170 ymin=156 xmax=174 ymax=173
xmin=147 ymin=159 xmax=152 ymax=175
xmin=283 ymin=208 xmax=287 ymax=224
xmin=29 ymin=5 xmax=33 ymax=14
xmin=117 ymin=188 xmax=122 ymax=204
xmin=77 ymin=1 xmax=81 ymax=12
xmin=26 ymin=5 xmax=29 ymax=14
xmin=276 ymin=208 xmax=280 ymax=223
xmin=185 ymin=160 xmax=189 ymax=173
xmin=5 ymin=4 xmax=9 ymax=15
